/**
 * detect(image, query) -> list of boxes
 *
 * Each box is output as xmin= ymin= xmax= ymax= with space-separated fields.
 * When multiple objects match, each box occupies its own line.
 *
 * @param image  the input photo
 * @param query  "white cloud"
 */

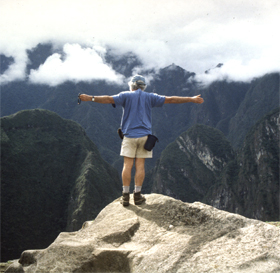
xmin=1 ymin=0 xmax=280 ymax=86
xmin=0 ymin=51 xmax=28 ymax=83
xmin=29 ymin=43 xmax=124 ymax=86
xmin=194 ymin=42 xmax=280 ymax=86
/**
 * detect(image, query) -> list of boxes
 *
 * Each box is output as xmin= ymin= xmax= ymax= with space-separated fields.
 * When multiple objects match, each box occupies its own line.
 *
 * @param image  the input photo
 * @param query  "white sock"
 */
xmin=123 ymin=186 xmax=130 ymax=193
xmin=135 ymin=186 xmax=142 ymax=193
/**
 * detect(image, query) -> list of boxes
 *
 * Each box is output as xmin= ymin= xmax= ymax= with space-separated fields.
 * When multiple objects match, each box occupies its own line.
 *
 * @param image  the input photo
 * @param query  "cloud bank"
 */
xmin=29 ymin=44 xmax=124 ymax=86
xmin=1 ymin=0 xmax=280 ymax=85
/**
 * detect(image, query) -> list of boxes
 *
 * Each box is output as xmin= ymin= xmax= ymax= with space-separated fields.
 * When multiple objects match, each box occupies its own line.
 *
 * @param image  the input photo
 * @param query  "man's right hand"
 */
xmin=79 ymin=94 xmax=93 ymax=101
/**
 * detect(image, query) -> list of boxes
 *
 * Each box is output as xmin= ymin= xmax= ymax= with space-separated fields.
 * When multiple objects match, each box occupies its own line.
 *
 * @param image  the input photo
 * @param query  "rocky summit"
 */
xmin=6 ymin=194 xmax=280 ymax=273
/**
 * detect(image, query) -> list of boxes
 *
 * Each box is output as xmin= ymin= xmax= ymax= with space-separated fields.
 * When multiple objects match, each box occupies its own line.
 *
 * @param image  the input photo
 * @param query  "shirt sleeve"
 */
xmin=150 ymin=93 xmax=166 ymax=107
xmin=112 ymin=92 xmax=126 ymax=106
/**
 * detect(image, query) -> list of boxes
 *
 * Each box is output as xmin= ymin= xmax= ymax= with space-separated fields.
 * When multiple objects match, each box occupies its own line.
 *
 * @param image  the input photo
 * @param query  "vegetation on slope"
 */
xmin=1 ymin=109 xmax=120 ymax=261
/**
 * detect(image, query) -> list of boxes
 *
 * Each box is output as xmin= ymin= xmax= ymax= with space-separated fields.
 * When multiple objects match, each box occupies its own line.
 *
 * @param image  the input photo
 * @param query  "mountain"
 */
xmin=1 ymin=109 xmax=121 ymax=262
xmin=227 ymin=73 xmax=280 ymax=148
xmin=148 ymin=108 xmax=279 ymax=221
xmin=230 ymin=108 xmax=279 ymax=219
xmin=1 ymin=44 xmax=279 ymax=172
xmin=191 ymin=80 xmax=249 ymax=135
xmin=105 ymin=49 xmax=143 ymax=77
xmin=0 ymin=80 xmax=125 ymax=165
xmin=205 ymin=109 xmax=279 ymax=221
xmin=148 ymin=124 xmax=235 ymax=201
xmin=26 ymin=43 xmax=54 ymax=75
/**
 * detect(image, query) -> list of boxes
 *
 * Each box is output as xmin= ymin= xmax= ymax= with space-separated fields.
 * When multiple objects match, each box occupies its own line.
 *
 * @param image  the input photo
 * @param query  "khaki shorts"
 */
xmin=120 ymin=136 xmax=153 ymax=158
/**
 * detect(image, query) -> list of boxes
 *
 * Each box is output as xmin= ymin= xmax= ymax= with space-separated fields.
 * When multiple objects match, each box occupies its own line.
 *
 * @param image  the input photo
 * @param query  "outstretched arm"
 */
xmin=164 ymin=94 xmax=204 ymax=104
xmin=79 ymin=94 xmax=115 ymax=104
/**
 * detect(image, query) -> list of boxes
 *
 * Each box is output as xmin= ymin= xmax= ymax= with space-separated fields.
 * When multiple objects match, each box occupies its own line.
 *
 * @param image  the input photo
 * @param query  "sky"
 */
xmin=0 ymin=0 xmax=280 ymax=86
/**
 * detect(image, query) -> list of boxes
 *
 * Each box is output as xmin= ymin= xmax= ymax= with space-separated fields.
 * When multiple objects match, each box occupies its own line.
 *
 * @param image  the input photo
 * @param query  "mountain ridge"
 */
xmin=148 ymin=108 xmax=280 ymax=221
xmin=1 ymin=109 xmax=121 ymax=261
xmin=1 ymin=44 xmax=279 ymax=169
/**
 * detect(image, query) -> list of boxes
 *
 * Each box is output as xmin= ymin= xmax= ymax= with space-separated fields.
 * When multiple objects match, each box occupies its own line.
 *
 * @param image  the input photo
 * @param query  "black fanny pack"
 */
xmin=144 ymin=134 xmax=159 ymax=151
xmin=117 ymin=128 xmax=124 ymax=139
xmin=117 ymin=129 xmax=158 ymax=151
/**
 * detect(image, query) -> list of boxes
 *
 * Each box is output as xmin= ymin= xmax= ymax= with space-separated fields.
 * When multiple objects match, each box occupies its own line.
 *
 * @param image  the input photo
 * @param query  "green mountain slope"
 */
xmin=1 ymin=109 xmax=121 ymax=261
xmin=227 ymin=73 xmax=280 ymax=148
xmin=149 ymin=109 xmax=279 ymax=221
xmin=233 ymin=108 xmax=280 ymax=220
xmin=149 ymin=124 xmax=235 ymax=202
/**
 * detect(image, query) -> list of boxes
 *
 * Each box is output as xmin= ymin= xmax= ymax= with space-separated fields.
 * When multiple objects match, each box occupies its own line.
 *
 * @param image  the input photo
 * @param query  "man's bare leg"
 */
xmin=122 ymin=157 xmax=134 ymax=187
xmin=135 ymin=158 xmax=146 ymax=188
xmin=121 ymin=157 xmax=134 ymax=206
xmin=134 ymin=158 xmax=146 ymax=205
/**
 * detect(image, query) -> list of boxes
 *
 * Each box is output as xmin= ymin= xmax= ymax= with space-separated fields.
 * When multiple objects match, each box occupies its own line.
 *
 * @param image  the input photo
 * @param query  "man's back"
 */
xmin=112 ymin=89 xmax=165 ymax=138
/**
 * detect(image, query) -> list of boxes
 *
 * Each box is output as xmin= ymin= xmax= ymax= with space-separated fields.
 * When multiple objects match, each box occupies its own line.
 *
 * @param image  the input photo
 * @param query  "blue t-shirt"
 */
xmin=112 ymin=89 xmax=165 ymax=138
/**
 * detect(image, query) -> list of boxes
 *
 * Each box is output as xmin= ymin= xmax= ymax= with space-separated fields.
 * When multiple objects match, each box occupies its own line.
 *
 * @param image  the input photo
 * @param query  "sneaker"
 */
xmin=133 ymin=191 xmax=146 ymax=205
xmin=120 ymin=192 xmax=130 ymax=206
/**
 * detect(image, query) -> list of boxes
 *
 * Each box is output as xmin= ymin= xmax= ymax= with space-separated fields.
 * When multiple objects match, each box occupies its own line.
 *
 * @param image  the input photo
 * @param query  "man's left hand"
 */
xmin=192 ymin=95 xmax=204 ymax=104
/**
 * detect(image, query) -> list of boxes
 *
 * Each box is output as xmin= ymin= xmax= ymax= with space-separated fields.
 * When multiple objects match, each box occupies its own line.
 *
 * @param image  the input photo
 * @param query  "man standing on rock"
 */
xmin=79 ymin=75 xmax=204 ymax=206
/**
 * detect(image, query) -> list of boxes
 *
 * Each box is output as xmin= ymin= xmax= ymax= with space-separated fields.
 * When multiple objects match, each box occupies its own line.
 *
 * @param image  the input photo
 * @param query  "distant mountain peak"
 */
xmin=205 ymin=63 xmax=224 ymax=74
xmin=160 ymin=63 xmax=195 ymax=78
xmin=165 ymin=63 xmax=185 ymax=71
xmin=166 ymin=63 xmax=179 ymax=69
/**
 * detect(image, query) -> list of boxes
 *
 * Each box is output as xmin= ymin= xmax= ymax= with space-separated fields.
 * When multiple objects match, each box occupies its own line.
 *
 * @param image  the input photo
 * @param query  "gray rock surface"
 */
xmin=6 ymin=194 xmax=280 ymax=273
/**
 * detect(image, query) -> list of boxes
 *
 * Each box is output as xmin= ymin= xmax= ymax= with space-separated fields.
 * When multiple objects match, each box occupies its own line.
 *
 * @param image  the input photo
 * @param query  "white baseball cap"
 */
xmin=130 ymin=75 xmax=146 ymax=84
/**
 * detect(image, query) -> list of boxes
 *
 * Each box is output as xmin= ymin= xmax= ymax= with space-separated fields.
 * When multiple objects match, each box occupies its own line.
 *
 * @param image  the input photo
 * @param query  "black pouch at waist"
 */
xmin=144 ymin=135 xmax=159 ymax=151
xmin=117 ymin=128 xmax=124 ymax=139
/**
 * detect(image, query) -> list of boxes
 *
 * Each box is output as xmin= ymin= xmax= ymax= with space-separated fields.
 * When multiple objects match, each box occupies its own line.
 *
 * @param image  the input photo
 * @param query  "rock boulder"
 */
xmin=6 ymin=194 xmax=280 ymax=273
